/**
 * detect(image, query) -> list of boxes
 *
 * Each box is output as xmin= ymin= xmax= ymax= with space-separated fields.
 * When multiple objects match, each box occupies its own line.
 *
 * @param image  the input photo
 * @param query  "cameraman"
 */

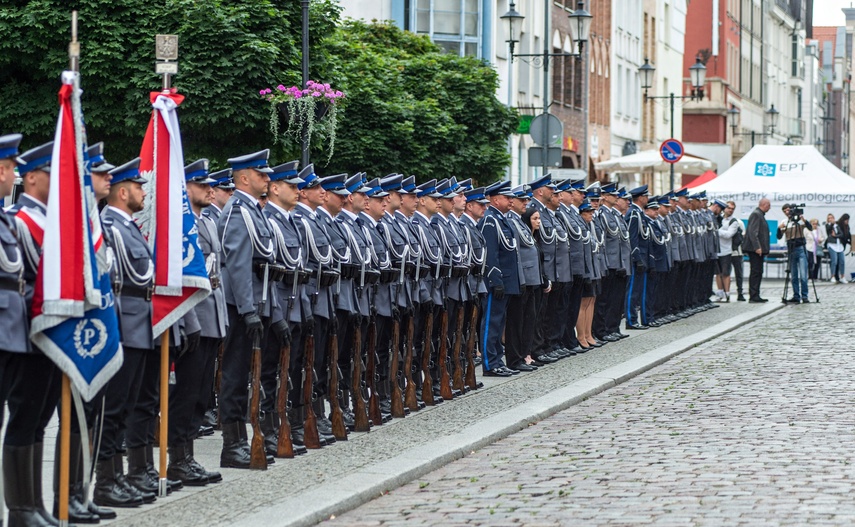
xmin=777 ymin=203 xmax=812 ymax=303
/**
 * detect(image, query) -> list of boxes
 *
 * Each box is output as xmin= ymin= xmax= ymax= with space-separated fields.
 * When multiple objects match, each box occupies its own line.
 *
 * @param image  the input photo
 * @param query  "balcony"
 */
xmin=785 ymin=117 xmax=805 ymax=139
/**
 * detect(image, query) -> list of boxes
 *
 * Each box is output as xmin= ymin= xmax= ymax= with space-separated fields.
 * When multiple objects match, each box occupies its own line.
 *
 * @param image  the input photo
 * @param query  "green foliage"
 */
xmin=0 ymin=2 xmax=515 ymax=183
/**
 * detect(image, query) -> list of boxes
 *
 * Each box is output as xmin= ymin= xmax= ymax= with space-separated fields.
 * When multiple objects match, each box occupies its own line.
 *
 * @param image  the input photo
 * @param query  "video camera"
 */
xmin=787 ymin=203 xmax=805 ymax=220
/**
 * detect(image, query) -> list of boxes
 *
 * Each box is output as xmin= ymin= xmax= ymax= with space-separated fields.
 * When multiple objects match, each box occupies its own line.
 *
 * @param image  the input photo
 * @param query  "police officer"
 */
xmin=527 ymin=176 xmax=561 ymax=363
xmin=556 ymin=179 xmax=590 ymax=352
xmin=203 ymin=169 xmax=234 ymax=221
xmin=505 ymin=185 xmax=539 ymax=372
xmin=97 ymin=158 xmax=156 ymax=506
xmin=291 ymin=164 xmax=337 ymax=446
xmin=642 ymin=198 xmax=668 ymax=327
xmin=458 ymin=187 xmax=488 ymax=387
xmin=216 ymin=150 xmax=281 ymax=468
xmin=593 ymin=183 xmax=628 ymax=341
xmin=625 ymin=185 xmax=650 ymax=330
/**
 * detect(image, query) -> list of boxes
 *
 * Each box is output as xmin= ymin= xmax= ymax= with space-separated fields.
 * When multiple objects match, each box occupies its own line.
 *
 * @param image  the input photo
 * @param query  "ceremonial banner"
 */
xmin=138 ymin=90 xmax=210 ymax=337
xmin=31 ymin=71 xmax=122 ymax=402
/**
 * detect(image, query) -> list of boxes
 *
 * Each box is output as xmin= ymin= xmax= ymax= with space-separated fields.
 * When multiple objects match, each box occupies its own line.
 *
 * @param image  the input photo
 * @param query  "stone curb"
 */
xmin=236 ymin=301 xmax=784 ymax=527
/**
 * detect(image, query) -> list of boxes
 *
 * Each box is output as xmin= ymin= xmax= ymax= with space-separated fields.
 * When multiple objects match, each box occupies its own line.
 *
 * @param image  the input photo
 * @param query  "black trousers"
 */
xmin=286 ymin=323 xmax=304 ymax=410
xmin=374 ymin=315 xmax=393 ymax=400
xmin=221 ymin=305 xmax=270 ymax=425
xmin=99 ymin=347 xmax=147 ymax=459
xmin=748 ymin=252 xmax=765 ymax=300
xmin=505 ymin=286 xmax=536 ymax=366
xmin=169 ymin=336 xmax=219 ymax=446
xmin=0 ymin=352 xmax=59 ymax=446
xmin=543 ymin=281 xmax=569 ymax=352
xmin=562 ymin=278 xmax=584 ymax=348
xmin=592 ymin=271 xmax=614 ymax=338
xmin=733 ymin=254 xmax=745 ymax=293
xmin=126 ymin=345 xmax=160 ymax=449
xmin=412 ymin=302 xmax=434 ymax=387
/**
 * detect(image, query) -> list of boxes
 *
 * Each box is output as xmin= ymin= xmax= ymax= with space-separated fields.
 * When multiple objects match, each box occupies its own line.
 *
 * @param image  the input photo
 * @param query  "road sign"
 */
xmin=659 ymin=138 xmax=684 ymax=164
xmin=528 ymin=146 xmax=562 ymax=167
xmin=529 ymin=114 xmax=564 ymax=147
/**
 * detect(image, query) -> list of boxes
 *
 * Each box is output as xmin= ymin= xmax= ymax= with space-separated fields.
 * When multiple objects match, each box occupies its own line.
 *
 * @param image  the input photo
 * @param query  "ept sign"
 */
xmin=754 ymin=162 xmax=776 ymax=177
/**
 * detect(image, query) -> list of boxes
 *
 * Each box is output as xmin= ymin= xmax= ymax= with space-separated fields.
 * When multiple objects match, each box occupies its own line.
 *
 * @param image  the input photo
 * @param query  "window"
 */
xmin=412 ymin=0 xmax=481 ymax=58
xmin=663 ymin=3 xmax=671 ymax=46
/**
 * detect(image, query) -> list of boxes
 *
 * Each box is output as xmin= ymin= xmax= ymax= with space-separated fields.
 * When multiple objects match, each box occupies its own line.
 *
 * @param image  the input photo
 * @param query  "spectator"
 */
xmin=805 ymin=218 xmax=826 ymax=280
xmin=777 ymin=204 xmax=812 ymax=303
xmin=826 ymin=213 xmax=847 ymax=283
xmin=715 ymin=202 xmax=740 ymax=302
xmin=743 ymin=198 xmax=770 ymax=302
xmin=725 ymin=201 xmax=747 ymax=301
xmin=521 ymin=208 xmax=550 ymax=366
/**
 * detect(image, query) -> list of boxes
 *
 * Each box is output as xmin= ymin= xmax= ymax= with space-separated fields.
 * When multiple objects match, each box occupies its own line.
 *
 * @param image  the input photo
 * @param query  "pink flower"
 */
xmin=277 ymin=85 xmax=286 ymax=91
xmin=259 ymin=89 xmax=266 ymax=95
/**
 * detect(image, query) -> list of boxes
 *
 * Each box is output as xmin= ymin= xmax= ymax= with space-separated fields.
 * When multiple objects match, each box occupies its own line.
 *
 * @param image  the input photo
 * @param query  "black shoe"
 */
xmin=737 ymin=294 xmax=746 ymax=301
xmin=801 ymin=298 xmax=811 ymax=303
xmin=92 ymin=458 xmax=143 ymax=509
xmin=197 ymin=425 xmax=215 ymax=437
xmin=167 ymin=444 xmax=208 ymax=487
xmin=533 ymin=354 xmax=557 ymax=364
xmin=126 ymin=448 xmax=159 ymax=495
xmin=220 ymin=422 xmax=252 ymax=469
xmin=647 ymin=320 xmax=662 ymax=327
xmin=500 ymin=366 xmax=520 ymax=375
xmin=510 ymin=362 xmax=536 ymax=372
xmin=568 ymin=346 xmax=585 ymax=354
xmin=530 ymin=359 xmax=546 ymax=367
xmin=614 ymin=332 xmax=629 ymax=339
xmin=483 ymin=368 xmax=512 ymax=377
xmin=601 ymin=334 xmax=619 ymax=342
xmin=203 ymin=409 xmax=218 ymax=428
xmin=473 ymin=356 xmax=482 ymax=366
xmin=626 ymin=324 xmax=649 ymax=330
xmin=785 ymin=297 xmax=800 ymax=304
xmin=186 ymin=441 xmax=222 ymax=483
xmin=749 ymin=297 xmax=768 ymax=303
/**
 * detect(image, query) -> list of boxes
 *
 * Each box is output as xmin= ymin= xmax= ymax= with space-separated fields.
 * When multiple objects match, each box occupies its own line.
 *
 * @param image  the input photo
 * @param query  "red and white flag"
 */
xmin=138 ymin=89 xmax=210 ymax=336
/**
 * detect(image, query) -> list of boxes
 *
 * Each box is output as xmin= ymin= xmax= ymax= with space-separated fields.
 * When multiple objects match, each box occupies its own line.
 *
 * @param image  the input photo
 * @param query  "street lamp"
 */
xmin=729 ymin=103 xmax=780 ymax=147
xmin=501 ymin=0 xmax=592 ymax=179
xmin=637 ymin=56 xmax=706 ymax=190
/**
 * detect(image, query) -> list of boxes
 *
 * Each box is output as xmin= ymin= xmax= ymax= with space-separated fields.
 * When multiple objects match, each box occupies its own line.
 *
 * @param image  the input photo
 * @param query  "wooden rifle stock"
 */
xmin=465 ymin=300 xmax=479 ymax=391
xmin=302 ymin=331 xmax=321 ymax=449
xmin=276 ymin=338 xmax=295 ymax=458
xmin=403 ymin=312 xmax=419 ymax=411
xmin=420 ymin=309 xmax=435 ymax=405
xmin=328 ymin=323 xmax=348 ymax=440
xmin=389 ymin=317 xmax=405 ymax=418
xmin=438 ymin=306 xmax=453 ymax=400
xmin=351 ymin=322 xmax=370 ymax=432
xmin=451 ymin=304 xmax=465 ymax=392
xmin=249 ymin=339 xmax=267 ymax=470
xmin=366 ymin=315 xmax=382 ymax=426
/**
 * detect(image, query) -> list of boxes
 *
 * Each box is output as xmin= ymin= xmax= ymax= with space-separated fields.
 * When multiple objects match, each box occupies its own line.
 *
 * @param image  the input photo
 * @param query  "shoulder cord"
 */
xmin=0 ymin=225 xmax=23 ymax=277
xmin=363 ymin=224 xmax=391 ymax=268
xmin=270 ymin=220 xmax=304 ymax=269
xmin=565 ymin=212 xmax=588 ymax=241
xmin=508 ymin=216 xmax=535 ymax=247
xmin=436 ymin=221 xmax=465 ymax=262
xmin=238 ymin=207 xmax=274 ymax=259
xmin=14 ymin=217 xmax=40 ymax=272
xmin=299 ymin=217 xmax=333 ymax=266
xmin=482 ymin=215 xmax=518 ymax=252
xmin=590 ymin=222 xmax=604 ymax=252
xmin=649 ymin=221 xmax=667 ymax=245
xmin=602 ymin=211 xmax=622 ymax=237
xmin=416 ymin=223 xmax=442 ymax=264
xmin=464 ymin=226 xmax=486 ymax=269
xmin=110 ymin=225 xmax=153 ymax=287
xmin=338 ymin=219 xmax=364 ymax=264
xmin=682 ymin=212 xmax=697 ymax=235
xmin=631 ymin=211 xmax=650 ymax=240
xmin=382 ymin=222 xmax=410 ymax=264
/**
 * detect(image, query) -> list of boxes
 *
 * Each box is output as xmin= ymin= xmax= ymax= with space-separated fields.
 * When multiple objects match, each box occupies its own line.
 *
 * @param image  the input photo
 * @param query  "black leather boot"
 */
xmin=237 ymin=421 xmax=275 ymax=464
xmin=115 ymin=453 xmax=154 ymax=504
xmin=167 ymin=444 xmax=207 ymax=486
xmin=4 ymin=444 xmax=53 ymax=527
xmin=187 ymin=441 xmax=221 ymax=483
xmin=126 ymin=447 xmax=158 ymax=496
xmin=259 ymin=412 xmax=279 ymax=458
xmin=220 ymin=421 xmax=252 ymax=469
xmin=32 ymin=442 xmax=59 ymax=526
xmin=145 ymin=444 xmax=182 ymax=492
xmin=313 ymin=399 xmax=337 ymax=444
xmin=92 ymin=457 xmax=142 ymax=509
xmin=53 ymin=433 xmax=100 ymax=523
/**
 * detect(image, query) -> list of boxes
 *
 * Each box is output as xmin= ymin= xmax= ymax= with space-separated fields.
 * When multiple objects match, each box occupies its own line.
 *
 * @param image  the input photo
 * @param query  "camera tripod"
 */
xmin=780 ymin=250 xmax=820 ymax=304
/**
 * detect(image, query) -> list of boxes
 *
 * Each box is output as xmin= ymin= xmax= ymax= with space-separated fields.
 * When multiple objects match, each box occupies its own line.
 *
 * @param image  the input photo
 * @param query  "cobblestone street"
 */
xmin=329 ymin=284 xmax=855 ymax=526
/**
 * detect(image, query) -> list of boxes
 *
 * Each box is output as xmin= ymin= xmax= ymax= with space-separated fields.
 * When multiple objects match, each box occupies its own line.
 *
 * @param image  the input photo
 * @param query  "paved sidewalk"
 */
xmin=328 ymin=283 xmax=852 ymax=526
xmin=37 ymin=282 xmax=789 ymax=526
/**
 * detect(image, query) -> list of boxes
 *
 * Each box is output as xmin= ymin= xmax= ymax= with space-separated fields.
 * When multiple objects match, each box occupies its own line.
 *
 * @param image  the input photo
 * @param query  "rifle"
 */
xmin=302 ymin=328 xmax=321 ymax=449
xmin=350 ymin=319 xmax=370 ymax=432
xmin=366 ymin=313 xmax=382 ymax=426
xmin=464 ymin=299 xmax=480 ymax=391
xmin=249 ymin=265 xmax=270 ymax=470
xmin=328 ymin=318 xmax=348 ymax=440
xmin=389 ymin=315 xmax=405 ymax=418
xmin=276 ymin=334 xmax=295 ymax=458
xmin=214 ymin=340 xmax=224 ymax=428
xmin=420 ymin=308 xmax=435 ymax=406
xmin=451 ymin=303 xmax=465 ymax=393
xmin=403 ymin=310 xmax=419 ymax=412
xmin=437 ymin=303 xmax=453 ymax=401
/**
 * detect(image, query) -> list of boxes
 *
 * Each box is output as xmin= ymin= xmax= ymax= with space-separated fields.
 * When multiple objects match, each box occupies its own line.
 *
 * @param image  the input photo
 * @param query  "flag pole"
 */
xmin=158 ymin=330 xmax=169 ymax=497
xmin=57 ymin=11 xmax=81 ymax=527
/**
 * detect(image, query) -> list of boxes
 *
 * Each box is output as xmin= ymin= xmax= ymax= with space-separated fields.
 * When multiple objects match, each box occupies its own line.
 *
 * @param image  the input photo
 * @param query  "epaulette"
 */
xmin=102 ymin=215 xmax=114 ymax=226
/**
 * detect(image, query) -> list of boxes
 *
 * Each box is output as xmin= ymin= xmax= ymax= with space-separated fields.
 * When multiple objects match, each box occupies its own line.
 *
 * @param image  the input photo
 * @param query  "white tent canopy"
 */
xmin=594 ymin=149 xmax=716 ymax=176
xmin=695 ymin=144 xmax=855 ymax=223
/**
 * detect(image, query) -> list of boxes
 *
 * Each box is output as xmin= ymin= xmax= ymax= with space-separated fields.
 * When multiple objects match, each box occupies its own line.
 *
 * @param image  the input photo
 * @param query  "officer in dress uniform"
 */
xmin=0 ymin=138 xmax=63 ymax=527
xmin=261 ymin=161 xmax=310 ymax=454
xmin=431 ymin=178 xmax=468 ymax=396
xmin=479 ymin=181 xmax=519 ymax=377
xmin=555 ymin=179 xmax=590 ymax=353
xmin=203 ymin=169 xmax=234 ymax=222
xmin=504 ymin=185 xmax=539 ymax=372
xmin=96 ymin=158 xmax=157 ymax=507
xmin=216 ymin=150 xmax=282 ymax=468
xmin=459 ymin=187 xmax=488 ymax=387
xmin=593 ymin=183 xmax=622 ymax=342
xmin=652 ymin=194 xmax=677 ymax=325
xmin=625 ymin=185 xmax=650 ymax=330
xmin=410 ymin=180 xmax=445 ymax=403
xmin=584 ymin=185 xmax=607 ymax=348
xmin=359 ymin=179 xmax=396 ymax=421
xmin=527 ymin=176 xmax=561 ymax=364
xmin=166 ymin=159 xmax=224 ymax=486
xmin=291 ymin=165 xmax=337 ymax=446
xmin=670 ymin=188 xmax=694 ymax=317
xmin=643 ymin=198 xmax=668 ymax=327
xmin=657 ymin=192 xmax=682 ymax=323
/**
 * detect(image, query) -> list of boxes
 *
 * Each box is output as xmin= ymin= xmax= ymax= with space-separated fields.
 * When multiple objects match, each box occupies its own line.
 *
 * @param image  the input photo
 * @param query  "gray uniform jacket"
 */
xmin=528 ymin=198 xmax=558 ymax=282
xmin=431 ymin=213 xmax=467 ymax=302
xmin=380 ymin=211 xmax=412 ymax=309
xmin=265 ymin=204 xmax=310 ymax=325
xmin=318 ymin=206 xmax=356 ymax=315
xmin=599 ymin=205 xmax=624 ymax=271
xmin=673 ymin=207 xmax=694 ymax=261
xmin=549 ymin=208 xmax=573 ymax=283
xmin=458 ymin=213 xmax=488 ymax=295
xmin=557 ymin=203 xmax=588 ymax=278
xmin=193 ymin=212 xmax=227 ymax=338
xmin=616 ymin=211 xmax=633 ymax=274
xmin=360 ymin=211 xmax=394 ymax=318
xmin=102 ymin=207 xmax=154 ymax=350
xmin=506 ymin=210 xmax=541 ymax=287
xmin=217 ymin=190 xmax=278 ymax=318
xmin=395 ymin=210 xmax=423 ymax=305
xmin=412 ymin=211 xmax=443 ymax=306
xmin=2 ymin=202 xmax=33 ymax=353
xmin=202 ymin=204 xmax=221 ymax=222
xmin=292 ymin=202 xmax=334 ymax=320
xmin=337 ymin=209 xmax=371 ymax=317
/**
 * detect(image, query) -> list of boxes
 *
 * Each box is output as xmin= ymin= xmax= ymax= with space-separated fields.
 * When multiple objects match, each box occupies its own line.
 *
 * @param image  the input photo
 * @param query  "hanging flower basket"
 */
xmin=259 ymin=80 xmax=344 ymax=162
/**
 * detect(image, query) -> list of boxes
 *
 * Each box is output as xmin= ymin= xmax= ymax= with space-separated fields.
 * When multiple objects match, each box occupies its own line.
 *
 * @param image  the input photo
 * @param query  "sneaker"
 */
xmin=831 ymin=278 xmax=840 ymax=284
xmin=801 ymin=298 xmax=811 ymax=303
xmin=842 ymin=277 xmax=850 ymax=284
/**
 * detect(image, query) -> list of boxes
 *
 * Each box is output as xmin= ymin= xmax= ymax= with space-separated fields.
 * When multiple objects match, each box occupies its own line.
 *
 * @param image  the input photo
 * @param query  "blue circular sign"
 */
xmin=659 ymin=139 xmax=684 ymax=164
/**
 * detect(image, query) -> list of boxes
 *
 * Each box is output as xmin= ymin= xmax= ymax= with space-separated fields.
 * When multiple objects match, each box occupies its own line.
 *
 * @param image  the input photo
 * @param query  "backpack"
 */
xmin=730 ymin=218 xmax=744 ymax=250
